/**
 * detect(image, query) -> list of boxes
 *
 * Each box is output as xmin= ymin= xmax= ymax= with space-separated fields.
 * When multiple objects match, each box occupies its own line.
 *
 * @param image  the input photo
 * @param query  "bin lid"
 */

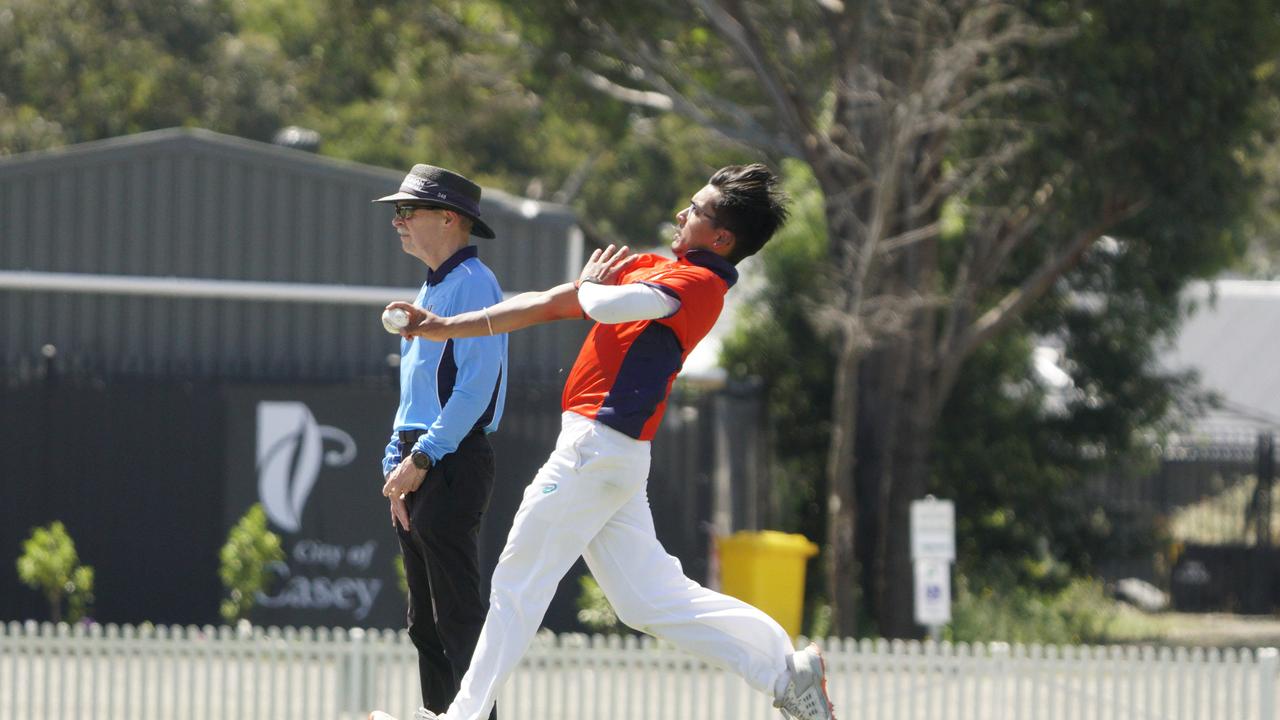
xmin=718 ymin=530 xmax=819 ymax=557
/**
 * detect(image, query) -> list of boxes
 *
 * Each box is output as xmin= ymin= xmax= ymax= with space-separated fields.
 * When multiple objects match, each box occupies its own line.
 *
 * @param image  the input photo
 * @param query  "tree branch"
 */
xmin=881 ymin=220 xmax=941 ymax=254
xmin=575 ymin=67 xmax=674 ymax=111
xmin=694 ymin=0 xmax=818 ymax=152
xmin=970 ymin=175 xmax=1062 ymax=289
xmin=578 ymin=22 xmax=804 ymax=157
xmin=954 ymin=196 xmax=1148 ymax=360
xmin=909 ymin=134 xmax=1033 ymax=222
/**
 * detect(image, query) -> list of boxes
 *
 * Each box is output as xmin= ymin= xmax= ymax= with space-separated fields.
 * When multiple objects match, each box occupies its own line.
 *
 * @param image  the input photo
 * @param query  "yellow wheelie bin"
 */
xmin=716 ymin=530 xmax=819 ymax=637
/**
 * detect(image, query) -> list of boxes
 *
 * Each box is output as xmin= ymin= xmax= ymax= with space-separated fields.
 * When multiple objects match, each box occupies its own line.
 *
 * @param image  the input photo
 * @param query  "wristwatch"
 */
xmin=410 ymin=450 xmax=432 ymax=471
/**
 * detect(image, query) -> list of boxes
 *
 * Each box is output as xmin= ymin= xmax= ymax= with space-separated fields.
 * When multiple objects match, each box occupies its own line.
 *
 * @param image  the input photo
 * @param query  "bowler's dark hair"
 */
xmin=708 ymin=163 xmax=790 ymax=264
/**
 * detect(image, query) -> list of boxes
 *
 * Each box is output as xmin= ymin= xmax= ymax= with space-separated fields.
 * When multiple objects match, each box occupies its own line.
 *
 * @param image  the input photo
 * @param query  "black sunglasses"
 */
xmin=394 ymin=204 xmax=443 ymax=220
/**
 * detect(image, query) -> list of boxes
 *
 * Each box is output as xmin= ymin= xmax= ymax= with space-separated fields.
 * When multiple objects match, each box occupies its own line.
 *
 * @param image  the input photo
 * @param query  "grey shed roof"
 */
xmin=0 ymin=128 xmax=588 ymax=381
xmin=1161 ymin=279 xmax=1280 ymax=448
xmin=0 ymin=127 xmax=580 ymax=289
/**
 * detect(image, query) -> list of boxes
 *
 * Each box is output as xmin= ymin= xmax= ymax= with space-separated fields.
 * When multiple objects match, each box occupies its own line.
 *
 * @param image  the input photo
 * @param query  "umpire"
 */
xmin=375 ymin=164 xmax=507 ymax=720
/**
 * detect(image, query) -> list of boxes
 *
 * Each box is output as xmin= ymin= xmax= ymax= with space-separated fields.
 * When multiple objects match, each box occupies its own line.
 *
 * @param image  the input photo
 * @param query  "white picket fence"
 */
xmin=1 ymin=620 xmax=1276 ymax=720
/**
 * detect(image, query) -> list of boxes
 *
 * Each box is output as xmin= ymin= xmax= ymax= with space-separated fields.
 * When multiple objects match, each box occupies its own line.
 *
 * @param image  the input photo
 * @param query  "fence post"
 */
xmin=1258 ymin=647 xmax=1277 ymax=720
xmin=991 ymin=642 xmax=1010 ymax=720
xmin=341 ymin=627 xmax=368 ymax=713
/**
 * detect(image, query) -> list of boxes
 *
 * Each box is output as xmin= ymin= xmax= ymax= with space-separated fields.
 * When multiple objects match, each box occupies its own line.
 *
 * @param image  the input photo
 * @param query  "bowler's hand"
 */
xmin=383 ymin=456 xmax=427 ymax=497
xmin=386 ymin=301 xmax=451 ymax=341
xmin=578 ymin=244 xmax=634 ymax=286
xmin=390 ymin=494 xmax=410 ymax=531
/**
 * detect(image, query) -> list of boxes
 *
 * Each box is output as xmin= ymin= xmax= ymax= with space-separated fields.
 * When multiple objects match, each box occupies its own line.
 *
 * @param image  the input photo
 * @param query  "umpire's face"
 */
xmin=392 ymin=204 xmax=452 ymax=262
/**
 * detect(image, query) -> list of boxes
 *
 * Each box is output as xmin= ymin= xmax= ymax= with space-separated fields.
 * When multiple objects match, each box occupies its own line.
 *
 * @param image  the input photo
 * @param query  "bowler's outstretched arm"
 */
xmin=389 ymin=243 xmax=639 ymax=340
xmin=388 ymin=283 xmax=582 ymax=341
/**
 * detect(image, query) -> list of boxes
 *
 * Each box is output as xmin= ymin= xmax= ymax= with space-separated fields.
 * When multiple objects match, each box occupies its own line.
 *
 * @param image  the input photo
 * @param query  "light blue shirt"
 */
xmin=382 ymin=246 xmax=507 ymax=476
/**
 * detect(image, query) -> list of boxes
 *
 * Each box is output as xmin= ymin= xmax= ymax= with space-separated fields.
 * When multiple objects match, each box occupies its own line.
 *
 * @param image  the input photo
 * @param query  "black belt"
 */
xmin=399 ymin=427 xmax=484 ymax=445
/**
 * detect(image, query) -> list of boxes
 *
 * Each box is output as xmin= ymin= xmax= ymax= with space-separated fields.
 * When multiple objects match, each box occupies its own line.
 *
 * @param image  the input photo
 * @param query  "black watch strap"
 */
xmin=410 ymin=450 xmax=432 ymax=470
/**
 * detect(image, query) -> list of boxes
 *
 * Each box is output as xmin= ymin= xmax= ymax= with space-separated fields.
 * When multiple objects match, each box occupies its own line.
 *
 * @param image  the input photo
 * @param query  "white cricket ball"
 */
xmin=381 ymin=307 xmax=410 ymax=334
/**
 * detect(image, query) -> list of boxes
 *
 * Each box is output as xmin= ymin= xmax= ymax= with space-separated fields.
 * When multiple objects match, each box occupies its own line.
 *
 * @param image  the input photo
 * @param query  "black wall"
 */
xmin=1 ymin=378 xmax=227 ymax=625
xmin=0 ymin=375 xmax=715 ymax=630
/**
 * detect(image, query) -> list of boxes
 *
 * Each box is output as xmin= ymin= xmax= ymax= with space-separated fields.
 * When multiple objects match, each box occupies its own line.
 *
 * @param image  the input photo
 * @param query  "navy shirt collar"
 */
xmin=682 ymin=249 xmax=738 ymax=288
xmin=427 ymin=245 xmax=479 ymax=286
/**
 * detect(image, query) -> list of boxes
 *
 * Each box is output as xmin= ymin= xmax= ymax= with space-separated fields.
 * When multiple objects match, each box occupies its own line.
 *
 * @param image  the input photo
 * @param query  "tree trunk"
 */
xmin=879 ymin=392 xmax=938 ymax=638
xmin=815 ymin=144 xmax=871 ymax=637
xmin=856 ymin=338 xmax=910 ymax=635
xmin=861 ymin=314 xmax=940 ymax=638
xmin=825 ymin=330 xmax=861 ymax=636
xmin=48 ymin=591 xmax=63 ymax=624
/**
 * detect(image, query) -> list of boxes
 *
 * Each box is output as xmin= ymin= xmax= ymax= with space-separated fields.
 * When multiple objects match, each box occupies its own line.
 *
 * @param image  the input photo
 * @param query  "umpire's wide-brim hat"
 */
xmin=373 ymin=164 xmax=496 ymax=239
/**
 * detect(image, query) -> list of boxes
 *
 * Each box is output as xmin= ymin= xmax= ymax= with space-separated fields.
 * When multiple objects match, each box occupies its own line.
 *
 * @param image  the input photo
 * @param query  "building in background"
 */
xmin=1091 ymin=280 xmax=1280 ymax=613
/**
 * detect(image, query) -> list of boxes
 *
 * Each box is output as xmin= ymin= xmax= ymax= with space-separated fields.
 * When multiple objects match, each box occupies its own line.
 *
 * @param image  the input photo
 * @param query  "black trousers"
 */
xmin=396 ymin=430 xmax=498 ymax=720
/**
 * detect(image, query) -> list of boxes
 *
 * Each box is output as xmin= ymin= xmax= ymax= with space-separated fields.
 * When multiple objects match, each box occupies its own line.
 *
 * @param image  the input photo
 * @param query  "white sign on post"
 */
xmin=910 ymin=498 xmax=955 ymax=561
xmin=913 ymin=558 xmax=952 ymax=625
xmin=910 ymin=497 xmax=955 ymax=631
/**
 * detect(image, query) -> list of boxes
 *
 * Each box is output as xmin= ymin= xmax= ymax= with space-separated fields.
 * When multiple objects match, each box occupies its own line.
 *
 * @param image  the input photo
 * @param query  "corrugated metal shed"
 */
xmin=0 ymin=128 xmax=587 ymax=380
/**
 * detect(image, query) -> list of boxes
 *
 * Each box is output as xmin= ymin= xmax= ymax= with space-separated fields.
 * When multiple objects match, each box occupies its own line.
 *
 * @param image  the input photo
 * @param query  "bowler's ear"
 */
xmin=714 ymin=232 xmax=736 ymax=254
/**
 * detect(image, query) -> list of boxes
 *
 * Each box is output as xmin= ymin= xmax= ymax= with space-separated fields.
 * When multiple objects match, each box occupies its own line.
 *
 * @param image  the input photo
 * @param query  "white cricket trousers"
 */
xmin=444 ymin=412 xmax=793 ymax=720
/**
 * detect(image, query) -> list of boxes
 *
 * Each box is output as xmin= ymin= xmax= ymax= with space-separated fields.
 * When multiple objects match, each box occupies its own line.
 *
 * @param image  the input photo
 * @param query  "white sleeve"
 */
xmin=578 ymin=281 xmax=682 ymax=324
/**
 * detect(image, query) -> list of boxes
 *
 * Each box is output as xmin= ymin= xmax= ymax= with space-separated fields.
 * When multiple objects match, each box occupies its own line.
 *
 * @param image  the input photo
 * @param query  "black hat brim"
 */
xmin=373 ymin=192 xmax=496 ymax=239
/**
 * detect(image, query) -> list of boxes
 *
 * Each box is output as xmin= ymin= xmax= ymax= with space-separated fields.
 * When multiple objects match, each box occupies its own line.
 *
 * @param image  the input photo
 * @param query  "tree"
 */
xmin=219 ymin=504 xmax=285 ymax=624
xmin=725 ymin=164 xmax=1213 ymax=630
xmin=0 ymin=0 xmax=297 ymax=150
xmin=16 ymin=521 xmax=95 ymax=623
xmin=505 ymin=0 xmax=1280 ymax=636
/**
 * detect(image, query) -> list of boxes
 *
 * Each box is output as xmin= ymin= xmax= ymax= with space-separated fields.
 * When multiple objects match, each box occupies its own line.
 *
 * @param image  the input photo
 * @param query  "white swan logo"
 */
xmin=256 ymin=402 xmax=357 ymax=532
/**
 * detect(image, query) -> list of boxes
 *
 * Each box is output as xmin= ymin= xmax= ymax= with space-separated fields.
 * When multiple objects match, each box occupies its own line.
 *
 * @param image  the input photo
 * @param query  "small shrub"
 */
xmin=219 ymin=504 xmax=284 ymax=624
xmin=16 ymin=521 xmax=94 ymax=623
xmin=576 ymin=575 xmax=621 ymax=634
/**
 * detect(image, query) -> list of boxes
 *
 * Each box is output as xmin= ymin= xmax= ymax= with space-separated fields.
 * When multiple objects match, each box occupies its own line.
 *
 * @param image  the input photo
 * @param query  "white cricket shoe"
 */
xmin=774 ymin=643 xmax=837 ymax=720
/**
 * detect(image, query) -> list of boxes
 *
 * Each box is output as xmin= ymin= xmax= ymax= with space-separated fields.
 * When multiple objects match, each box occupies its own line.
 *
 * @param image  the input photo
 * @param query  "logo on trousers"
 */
xmin=541 ymin=482 xmax=558 ymax=494
xmin=256 ymin=402 xmax=357 ymax=533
